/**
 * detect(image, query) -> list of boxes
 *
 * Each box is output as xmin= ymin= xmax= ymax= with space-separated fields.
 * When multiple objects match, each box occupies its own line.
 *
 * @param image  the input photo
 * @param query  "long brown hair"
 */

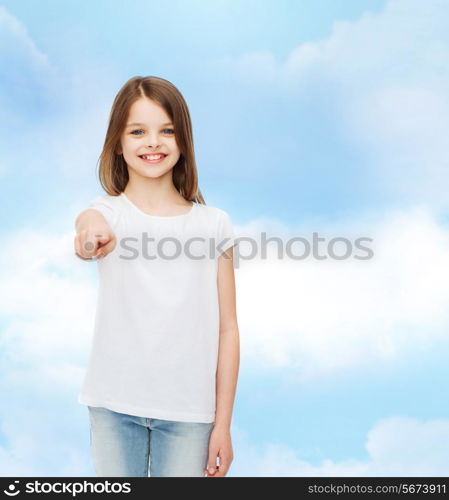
xmin=96 ymin=76 xmax=205 ymax=204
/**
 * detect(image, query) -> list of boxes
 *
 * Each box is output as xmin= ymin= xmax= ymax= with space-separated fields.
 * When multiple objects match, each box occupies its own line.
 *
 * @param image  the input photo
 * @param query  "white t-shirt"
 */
xmin=78 ymin=192 xmax=237 ymax=423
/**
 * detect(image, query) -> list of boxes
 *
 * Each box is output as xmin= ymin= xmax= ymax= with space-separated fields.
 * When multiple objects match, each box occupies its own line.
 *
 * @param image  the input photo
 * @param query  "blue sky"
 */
xmin=1 ymin=0 xmax=449 ymax=476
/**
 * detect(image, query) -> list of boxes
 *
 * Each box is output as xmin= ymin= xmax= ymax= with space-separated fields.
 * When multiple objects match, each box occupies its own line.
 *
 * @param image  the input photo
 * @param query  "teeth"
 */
xmin=142 ymin=154 xmax=164 ymax=160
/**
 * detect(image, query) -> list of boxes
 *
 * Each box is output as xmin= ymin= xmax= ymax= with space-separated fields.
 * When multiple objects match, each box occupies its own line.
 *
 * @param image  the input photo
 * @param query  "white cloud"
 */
xmin=0 ymin=5 xmax=57 ymax=119
xmin=0 ymin=228 xmax=97 ymax=475
xmin=0 ymin=5 xmax=119 ymax=183
xmin=0 ymin=403 xmax=92 ymax=476
xmin=211 ymin=0 xmax=449 ymax=209
xmin=0 ymin=227 xmax=98 ymax=385
xmin=235 ymin=203 xmax=449 ymax=381
xmin=0 ymin=5 xmax=53 ymax=72
xmin=230 ymin=415 xmax=449 ymax=476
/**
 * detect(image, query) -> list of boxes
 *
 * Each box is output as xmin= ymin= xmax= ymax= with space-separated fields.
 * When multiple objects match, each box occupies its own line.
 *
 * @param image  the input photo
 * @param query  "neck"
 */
xmin=124 ymin=174 xmax=188 ymax=210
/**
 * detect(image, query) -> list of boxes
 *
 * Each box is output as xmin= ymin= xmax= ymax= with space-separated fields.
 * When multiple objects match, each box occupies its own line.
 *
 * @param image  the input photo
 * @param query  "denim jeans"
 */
xmin=87 ymin=405 xmax=215 ymax=477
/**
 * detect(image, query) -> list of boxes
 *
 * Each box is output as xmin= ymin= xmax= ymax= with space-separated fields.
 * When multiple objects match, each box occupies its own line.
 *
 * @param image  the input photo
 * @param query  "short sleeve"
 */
xmin=88 ymin=195 xmax=118 ymax=228
xmin=217 ymin=210 xmax=237 ymax=255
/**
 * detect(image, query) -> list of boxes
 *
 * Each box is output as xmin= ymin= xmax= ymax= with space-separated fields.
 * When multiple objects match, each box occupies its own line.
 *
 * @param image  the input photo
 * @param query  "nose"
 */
xmin=146 ymin=132 xmax=160 ymax=148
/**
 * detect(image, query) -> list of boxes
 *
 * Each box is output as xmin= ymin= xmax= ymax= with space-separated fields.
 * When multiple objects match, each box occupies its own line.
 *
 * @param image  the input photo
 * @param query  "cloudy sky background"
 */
xmin=1 ymin=0 xmax=449 ymax=476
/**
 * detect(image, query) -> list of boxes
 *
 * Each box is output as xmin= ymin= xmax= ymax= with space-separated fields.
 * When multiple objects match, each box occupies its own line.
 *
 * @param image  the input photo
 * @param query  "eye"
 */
xmin=130 ymin=128 xmax=174 ymax=136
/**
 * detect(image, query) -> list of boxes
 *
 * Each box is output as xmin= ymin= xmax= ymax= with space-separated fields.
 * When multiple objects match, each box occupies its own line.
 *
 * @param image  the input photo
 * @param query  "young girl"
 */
xmin=74 ymin=76 xmax=240 ymax=478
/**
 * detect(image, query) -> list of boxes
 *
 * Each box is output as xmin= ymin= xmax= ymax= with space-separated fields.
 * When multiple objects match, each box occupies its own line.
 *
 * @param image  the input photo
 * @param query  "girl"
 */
xmin=74 ymin=76 xmax=240 ymax=477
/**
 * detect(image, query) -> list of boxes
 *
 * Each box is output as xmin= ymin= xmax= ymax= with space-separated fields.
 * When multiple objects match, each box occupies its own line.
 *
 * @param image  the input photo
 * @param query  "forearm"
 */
xmin=214 ymin=327 xmax=240 ymax=430
xmin=75 ymin=209 xmax=107 ymax=233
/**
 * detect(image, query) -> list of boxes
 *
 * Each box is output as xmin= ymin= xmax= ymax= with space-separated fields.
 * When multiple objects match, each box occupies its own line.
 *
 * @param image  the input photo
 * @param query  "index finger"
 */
xmin=76 ymin=232 xmax=105 ymax=259
xmin=75 ymin=234 xmax=101 ymax=261
xmin=75 ymin=252 xmax=97 ymax=261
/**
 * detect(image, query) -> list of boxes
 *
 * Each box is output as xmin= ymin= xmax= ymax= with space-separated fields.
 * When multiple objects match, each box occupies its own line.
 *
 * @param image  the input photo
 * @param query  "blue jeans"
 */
xmin=87 ymin=405 xmax=215 ymax=477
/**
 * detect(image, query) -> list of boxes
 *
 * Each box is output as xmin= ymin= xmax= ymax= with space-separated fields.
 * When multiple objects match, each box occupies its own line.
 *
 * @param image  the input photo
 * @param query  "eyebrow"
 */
xmin=126 ymin=122 xmax=173 ymax=128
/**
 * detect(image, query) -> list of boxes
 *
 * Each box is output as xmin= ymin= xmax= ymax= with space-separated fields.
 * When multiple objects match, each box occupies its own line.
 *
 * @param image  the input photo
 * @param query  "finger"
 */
xmin=212 ymin=456 xmax=229 ymax=477
xmin=81 ymin=234 xmax=100 ymax=257
xmin=95 ymin=234 xmax=110 ymax=246
xmin=215 ymin=453 xmax=232 ymax=477
xmin=75 ymin=232 xmax=105 ymax=261
xmin=78 ymin=231 xmax=105 ymax=259
xmin=75 ymin=235 xmax=90 ymax=260
xmin=97 ymin=234 xmax=116 ymax=257
xmin=205 ymin=455 xmax=219 ymax=476
xmin=75 ymin=251 xmax=95 ymax=261
xmin=211 ymin=467 xmax=225 ymax=477
xmin=207 ymin=464 xmax=227 ymax=477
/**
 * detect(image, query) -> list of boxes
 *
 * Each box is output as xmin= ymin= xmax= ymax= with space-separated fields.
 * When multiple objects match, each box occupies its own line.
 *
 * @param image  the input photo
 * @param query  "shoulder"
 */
xmin=195 ymin=204 xmax=235 ymax=246
xmin=194 ymin=203 xmax=234 ymax=234
xmin=90 ymin=193 xmax=122 ymax=206
xmin=195 ymin=202 xmax=231 ymax=221
xmin=89 ymin=193 xmax=122 ymax=227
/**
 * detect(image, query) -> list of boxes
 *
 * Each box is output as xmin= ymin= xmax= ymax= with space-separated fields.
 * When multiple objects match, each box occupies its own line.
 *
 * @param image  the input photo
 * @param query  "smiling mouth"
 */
xmin=139 ymin=154 xmax=167 ymax=160
xmin=138 ymin=154 xmax=168 ymax=165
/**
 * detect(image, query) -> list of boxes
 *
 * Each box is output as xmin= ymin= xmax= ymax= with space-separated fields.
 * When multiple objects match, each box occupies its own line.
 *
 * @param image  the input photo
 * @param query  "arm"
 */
xmin=205 ymin=245 xmax=240 ymax=477
xmin=75 ymin=209 xmax=109 ymax=233
xmin=74 ymin=209 xmax=116 ymax=260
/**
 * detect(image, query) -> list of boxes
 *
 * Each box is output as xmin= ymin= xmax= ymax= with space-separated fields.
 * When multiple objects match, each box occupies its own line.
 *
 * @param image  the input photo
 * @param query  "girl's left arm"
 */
xmin=205 ymin=246 xmax=240 ymax=477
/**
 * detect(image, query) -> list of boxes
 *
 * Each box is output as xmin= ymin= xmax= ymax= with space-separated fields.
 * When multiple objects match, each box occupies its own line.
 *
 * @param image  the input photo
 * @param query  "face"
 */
xmin=118 ymin=97 xmax=181 ymax=180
